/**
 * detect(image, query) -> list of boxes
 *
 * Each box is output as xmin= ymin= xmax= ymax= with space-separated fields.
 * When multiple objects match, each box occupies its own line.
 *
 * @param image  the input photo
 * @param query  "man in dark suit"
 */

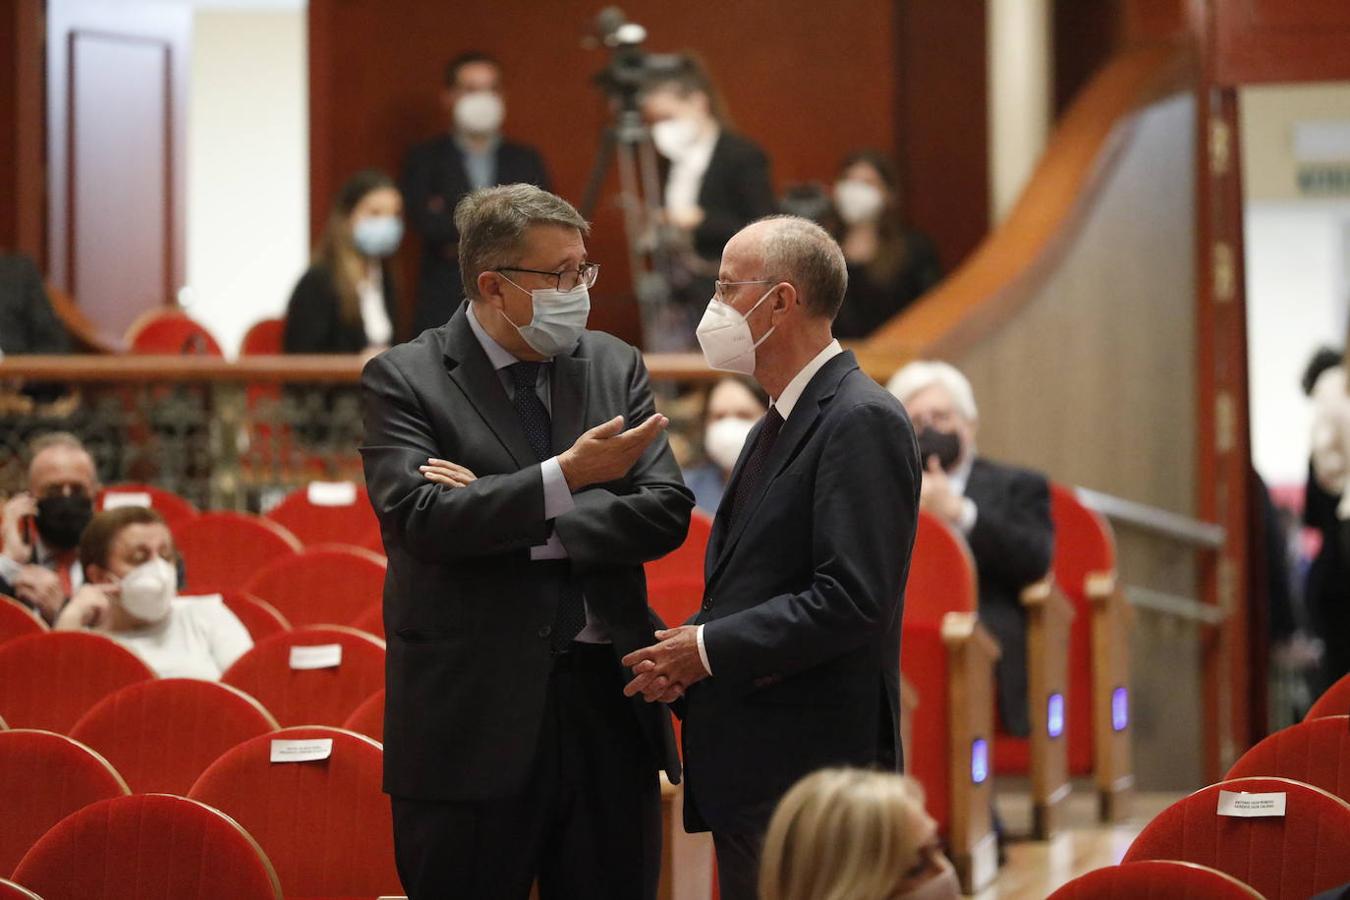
xmin=360 ymin=184 xmax=692 ymax=899
xmin=887 ymin=360 xmax=1055 ymax=737
xmin=0 ymin=253 xmax=70 ymax=356
xmin=622 ymin=216 xmax=920 ymax=899
xmin=402 ymin=53 xmax=551 ymax=337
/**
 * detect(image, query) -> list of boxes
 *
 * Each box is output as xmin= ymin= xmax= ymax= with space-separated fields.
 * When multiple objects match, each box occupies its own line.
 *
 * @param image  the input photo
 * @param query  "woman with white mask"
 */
xmin=829 ymin=150 xmax=942 ymax=341
xmin=54 ymin=507 xmax=252 ymax=680
xmin=681 ymin=375 xmax=769 ymax=515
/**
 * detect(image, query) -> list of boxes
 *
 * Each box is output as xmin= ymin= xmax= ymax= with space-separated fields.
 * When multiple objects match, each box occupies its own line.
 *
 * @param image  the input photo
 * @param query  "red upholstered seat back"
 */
xmin=70 ymin=678 xmax=279 ymax=795
xmin=0 ymin=729 xmax=129 ymax=875
xmin=0 ymin=632 xmax=155 ymax=731
xmin=97 ymin=483 xmax=199 ymax=529
xmin=125 ymin=309 xmax=223 ymax=356
xmin=215 ymin=591 xmax=291 ymax=643
xmin=1048 ymin=860 xmax=1264 ymax=898
xmin=0 ymin=878 xmax=43 ymax=900
xmin=351 ymin=601 xmax=384 ymax=639
xmin=1123 ymin=776 xmax=1350 ymax=898
xmin=222 ymin=626 xmax=385 ymax=727
xmin=175 ymin=512 xmax=301 ymax=593
xmin=243 ymin=545 xmax=387 ymax=629
xmin=645 ymin=510 xmax=713 ymax=587
xmin=905 ymin=510 xmax=978 ymax=627
xmin=1226 ymin=716 xmax=1350 ymax=804
xmin=1308 ymin=673 xmax=1350 ymax=720
xmin=264 ymin=483 xmax=383 ymax=551
xmin=188 ymin=725 xmax=399 ymax=898
xmin=0 ymin=595 xmax=46 ymax=647
xmin=240 ymin=317 xmax=285 ymax=355
xmin=342 ymin=689 xmax=385 ymax=743
xmin=14 ymin=793 xmax=282 ymax=900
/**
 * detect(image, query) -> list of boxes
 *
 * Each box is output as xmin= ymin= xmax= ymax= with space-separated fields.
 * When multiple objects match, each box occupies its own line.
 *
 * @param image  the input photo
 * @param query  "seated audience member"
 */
xmin=640 ymin=55 xmax=777 ymax=349
xmin=0 ymin=432 xmax=97 ymax=623
xmin=828 ymin=150 xmax=941 ymax=340
xmin=54 ymin=506 xmax=252 ymax=679
xmin=1309 ymin=343 xmax=1350 ymax=689
xmin=759 ymin=769 xmax=959 ymax=900
xmin=283 ymin=170 xmax=403 ymax=356
xmin=403 ymin=52 xmax=551 ymax=336
xmin=888 ymin=361 xmax=1053 ymax=737
xmin=0 ymin=252 xmax=71 ymax=356
xmin=682 ymin=375 xmax=769 ymax=515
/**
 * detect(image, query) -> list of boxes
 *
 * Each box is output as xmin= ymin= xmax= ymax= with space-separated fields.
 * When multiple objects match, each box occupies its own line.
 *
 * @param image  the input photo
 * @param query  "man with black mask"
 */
xmin=887 ymin=361 xmax=1054 ymax=739
xmin=0 ymin=432 xmax=98 ymax=623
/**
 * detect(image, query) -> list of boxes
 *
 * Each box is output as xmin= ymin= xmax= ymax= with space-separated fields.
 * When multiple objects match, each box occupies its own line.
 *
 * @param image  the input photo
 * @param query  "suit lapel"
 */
xmin=549 ymin=351 xmax=590 ymax=451
xmin=440 ymin=305 xmax=536 ymax=468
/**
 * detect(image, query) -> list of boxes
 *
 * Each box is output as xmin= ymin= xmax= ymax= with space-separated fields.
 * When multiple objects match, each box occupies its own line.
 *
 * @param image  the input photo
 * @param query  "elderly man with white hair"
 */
xmin=887 ymin=360 xmax=1054 ymax=739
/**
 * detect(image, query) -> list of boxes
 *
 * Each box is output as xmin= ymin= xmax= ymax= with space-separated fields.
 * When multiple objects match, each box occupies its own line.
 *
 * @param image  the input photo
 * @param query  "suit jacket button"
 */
xmin=701 ymin=599 xmax=713 ymax=611
xmin=538 ymin=625 xmax=552 ymax=638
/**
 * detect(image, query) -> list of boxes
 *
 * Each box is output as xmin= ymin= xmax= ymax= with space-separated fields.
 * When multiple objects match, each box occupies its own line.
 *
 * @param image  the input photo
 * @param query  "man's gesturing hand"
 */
xmin=621 ymin=626 xmax=707 ymax=703
xmin=558 ymin=414 xmax=668 ymax=492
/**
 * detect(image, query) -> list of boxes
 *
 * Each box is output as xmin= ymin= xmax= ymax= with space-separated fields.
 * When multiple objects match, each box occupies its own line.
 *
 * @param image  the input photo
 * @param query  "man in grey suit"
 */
xmin=623 ymin=216 xmax=921 ymax=899
xmin=360 ymin=184 xmax=693 ymax=899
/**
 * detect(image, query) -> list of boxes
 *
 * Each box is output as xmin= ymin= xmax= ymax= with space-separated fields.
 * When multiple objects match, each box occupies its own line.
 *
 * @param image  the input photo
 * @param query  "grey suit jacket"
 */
xmin=360 ymin=303 xmax=693 ymax=801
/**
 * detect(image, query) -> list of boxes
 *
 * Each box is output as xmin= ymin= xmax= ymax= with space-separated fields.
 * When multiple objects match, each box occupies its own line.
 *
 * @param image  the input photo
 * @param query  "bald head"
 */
xmin=729 ymin=216 xmax=848 ymax=320
xmin=28 ymin=433 xmax=97 ymax=499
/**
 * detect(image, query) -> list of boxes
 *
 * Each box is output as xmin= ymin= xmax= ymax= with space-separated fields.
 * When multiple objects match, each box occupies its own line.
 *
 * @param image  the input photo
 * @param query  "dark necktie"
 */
xmin=507 ymin=361 xmax=586 ymax=648
xmin=728 ymin=407 xmax=785 ymax=530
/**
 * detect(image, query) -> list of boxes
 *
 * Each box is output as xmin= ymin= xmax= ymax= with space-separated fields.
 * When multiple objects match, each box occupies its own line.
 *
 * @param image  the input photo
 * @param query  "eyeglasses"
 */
xmin=713 ymin=279 xmax=775 ymax=303
xmin=495 ymin=262 xmax=600 ymax=292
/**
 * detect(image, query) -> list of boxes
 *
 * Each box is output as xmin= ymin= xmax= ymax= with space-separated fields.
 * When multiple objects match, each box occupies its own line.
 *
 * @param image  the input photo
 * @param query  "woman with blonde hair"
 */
xmin=759 ymin=769 xmax=959 ymax=900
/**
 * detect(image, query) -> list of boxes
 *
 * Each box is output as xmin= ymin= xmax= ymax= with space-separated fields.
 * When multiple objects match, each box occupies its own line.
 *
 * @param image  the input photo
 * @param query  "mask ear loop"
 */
xmin=745 ymin=283 xmax=781 ymax=350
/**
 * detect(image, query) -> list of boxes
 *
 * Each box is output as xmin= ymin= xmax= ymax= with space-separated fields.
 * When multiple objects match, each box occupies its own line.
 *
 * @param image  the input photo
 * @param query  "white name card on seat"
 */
xmin=103 ymin=492 xmax=152 ymax=510
xmin=1217 ymin=790 xmax=1286 ymax=818
xmin=270 ymin=738 xmax=333 ymax=763
xmin=308 ymin=481 xmax=358 ymax=507
xmin=289 ymin=644 xmax=343 ymax=670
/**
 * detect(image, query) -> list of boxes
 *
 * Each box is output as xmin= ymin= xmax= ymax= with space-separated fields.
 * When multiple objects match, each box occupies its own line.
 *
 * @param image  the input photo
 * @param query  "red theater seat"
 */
xmin=188 ymin=726 xmax=400 ymax=899
xmin=352 ymin=602 xmax=384 ymax=639
xmin=97 ymin=483 xmax=199 ymax=529
xmin=222 ymin=626 xmax=385 ymax=727
xmin=645 ymin=510 xmax=712 ymax=588
xmin=215 ymin=591 xmax=291 ymax=642
xmin=0 ymin=632 xmax=155 ymax=732
xmin=13 ymin=793 xmax=282 ymax=900
xmin=342 ymin=689 xmax=385 ymax=743
xmin=1308 ymin=673 xmax=1350 ymax=720
xmin=243 ymin=544 xmax=386 ymax=629
xmin=1226 ymin=716 xmax=1350 ymax=804
xmin=0 ymin=595 xmax=46 ymax=646
xmin=0 ymin=879 xmax=43 ymax=900
xmin=70 ymin=678 xmax=279 ymax=794
xmin=125 ymin=307 xmax=223 ymax=356
xmin=175 ymin=512 xmax=301 ymax=594
xmin=1123 ymin=776 xmax=1350 ymax=898
xmin=240 ymin=317 xmax=285 ymax=355
xmin=264 ymin=482 xmax=383 ymax=551
xmin=1048 ymin=860 xmax=1264 ymax=898
xmin=0 ymin=729 xmax=129 ymax=875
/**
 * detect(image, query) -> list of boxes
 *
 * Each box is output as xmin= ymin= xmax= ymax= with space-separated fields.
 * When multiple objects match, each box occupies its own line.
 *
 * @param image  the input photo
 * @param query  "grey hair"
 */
xmin=454 ymin=184 xmax=590 ymax=300
xmin=886 ymin=360 xmax=979 ymax=421
xmin=29 ymin=431 xmax=88 ymax=458
xmin=756 ymin=215 xmax=848 ymax=319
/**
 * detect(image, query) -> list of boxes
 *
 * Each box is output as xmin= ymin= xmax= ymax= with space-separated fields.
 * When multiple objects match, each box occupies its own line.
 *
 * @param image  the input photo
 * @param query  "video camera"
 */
xmin=588 ymin=7 xmax=685 ymax=110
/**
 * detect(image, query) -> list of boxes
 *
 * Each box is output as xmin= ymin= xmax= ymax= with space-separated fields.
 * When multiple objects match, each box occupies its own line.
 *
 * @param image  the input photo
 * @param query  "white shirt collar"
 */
xmin=948 ymin=451 xmax=976 ymax=497
xmin=466 ymin=302 xmax=521 ymax=371
xmin=773 ymin=340 xmax=843 ymax=421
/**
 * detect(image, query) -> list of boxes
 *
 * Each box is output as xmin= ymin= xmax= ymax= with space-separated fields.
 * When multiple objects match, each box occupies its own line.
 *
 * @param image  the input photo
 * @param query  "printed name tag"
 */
xmin=1217 ymin=790 xmax=1286 ymax=818
xmin=289 ymin=644 xmax=343 ymax=670
xmin=307 ymin=481 xmax=358 ymax=507
xmin=270 ymin=738 xmax=333 ymax=763
xmin=103 ymin=492 xmax=152 ymax=510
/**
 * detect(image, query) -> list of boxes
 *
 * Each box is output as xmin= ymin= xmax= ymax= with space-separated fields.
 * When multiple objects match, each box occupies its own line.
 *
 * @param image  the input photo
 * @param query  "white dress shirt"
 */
xmin=465 ymin=304 xmax=608 ymax=642
xmin=358 ymin=264 xmax=393 ymax=348
xmin=0 ymin=535 xmax=84 ymax=594
xmin=695 ymin=340 xmax=844 ymax=676
xmin=945 ymin=452 xmax=980 ymax=534
xmin=664 ymin=127 xmax=720 ymax=215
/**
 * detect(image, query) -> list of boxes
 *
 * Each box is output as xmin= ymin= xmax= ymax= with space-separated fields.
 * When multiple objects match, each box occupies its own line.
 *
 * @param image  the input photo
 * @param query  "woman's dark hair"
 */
xmin=1303 ymin=345 xmax=1344 ymax=397
xmin=444 ymin=51 xmax=499 ymax=88
xmin=79 ymin=506 xmax=165 ymax=573
xmin=830 ymin=148 xmax=911 ymax=284
xmin=700 ymin=375 xmax=769 ymax=429
xmin=642 ymin=53 xmax=732 ymax=127
xmin=314 ymin=169 xmax=398 ymax=327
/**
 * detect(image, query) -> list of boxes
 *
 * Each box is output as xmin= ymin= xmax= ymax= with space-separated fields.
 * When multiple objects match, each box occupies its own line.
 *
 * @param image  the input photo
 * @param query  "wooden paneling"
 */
xmin=1213 ymin=0 xmax=1350 ymax=85
xmin=1 ymin=0 xmax=45 ymax=260
xmin=1053 ymin=0 xmax=1125 ymax=118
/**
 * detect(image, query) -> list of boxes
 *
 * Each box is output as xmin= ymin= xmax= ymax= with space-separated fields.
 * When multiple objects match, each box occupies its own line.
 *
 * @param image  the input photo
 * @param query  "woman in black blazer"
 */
xmin=284 ymin=169 xmax=403 ymax=354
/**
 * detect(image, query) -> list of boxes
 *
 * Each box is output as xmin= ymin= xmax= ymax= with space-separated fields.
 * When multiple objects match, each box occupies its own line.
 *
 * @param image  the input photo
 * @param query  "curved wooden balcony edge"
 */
xmin=860 ymin=41 xmax=1196 ymax=369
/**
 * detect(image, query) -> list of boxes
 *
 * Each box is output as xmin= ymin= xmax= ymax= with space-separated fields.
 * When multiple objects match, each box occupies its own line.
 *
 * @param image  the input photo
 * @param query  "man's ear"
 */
xmin=476 ymin=271 xmax=506 ymax=308
xmin=771 ymin=282 xmax=798 ymax=320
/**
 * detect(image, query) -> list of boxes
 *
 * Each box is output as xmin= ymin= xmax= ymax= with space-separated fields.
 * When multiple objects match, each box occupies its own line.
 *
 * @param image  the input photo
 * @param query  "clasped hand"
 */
xmin=620 ymin=626 xmax=707 ymax=704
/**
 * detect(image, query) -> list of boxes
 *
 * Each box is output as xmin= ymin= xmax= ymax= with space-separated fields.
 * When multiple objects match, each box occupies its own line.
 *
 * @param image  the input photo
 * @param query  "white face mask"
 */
xmin=119 ymin=557 xmax=177 ymax=624
xmin=704 ymin=416 xmax=756 ymax=472
xmin=834 ymin=178 xmax=886 ymax=225
xmin=695 ymin=285 xmax=777 ymax=375
xmin=497 ymin=277 xmax=591 ymax=358
xmin=651 ymin=117 xmax=701 ymax=160
xmin=899 ymin=856 xmax=960 ymax=900
xmin=454 ymin=91 xmax=505 ymax=135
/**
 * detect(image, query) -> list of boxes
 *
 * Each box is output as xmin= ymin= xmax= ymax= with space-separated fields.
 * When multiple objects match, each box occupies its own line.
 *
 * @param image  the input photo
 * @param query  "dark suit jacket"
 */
xmin=282 ymin=263 xmax=398 ymax=354
xmin=360 ymin=303 xmax=692 ymax=801
xmin=963 ymin=457 xmax=1055 ymax=737
xmin=401 ymin=137 xmax=551 ymax=336
xmin=681 ymin=351 xmax=920 ymax=835
xmin=0 ymin=254 xmax=70 ymax=355
xmin=672 ymin=131 xmax=777 ymax=264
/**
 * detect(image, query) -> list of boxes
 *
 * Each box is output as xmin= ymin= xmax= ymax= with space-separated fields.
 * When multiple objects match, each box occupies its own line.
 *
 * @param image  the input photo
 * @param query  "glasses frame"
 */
xmin=494 ymin=263 xmax=600 ymax=292
xmin=713 ymin=278 xmax=776 ymax=303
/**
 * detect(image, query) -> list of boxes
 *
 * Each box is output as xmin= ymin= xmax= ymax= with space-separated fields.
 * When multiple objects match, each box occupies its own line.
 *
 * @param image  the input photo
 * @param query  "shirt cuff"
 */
xmin=540 ymin=457 xmax=576 ymax=520
xmin=956 ymin=497 xmax=978 ymax=535
xmin=0 ymin=553 xmax=23 ymax=585
xmin=696 ymin=624 xmax=713 ymax=676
